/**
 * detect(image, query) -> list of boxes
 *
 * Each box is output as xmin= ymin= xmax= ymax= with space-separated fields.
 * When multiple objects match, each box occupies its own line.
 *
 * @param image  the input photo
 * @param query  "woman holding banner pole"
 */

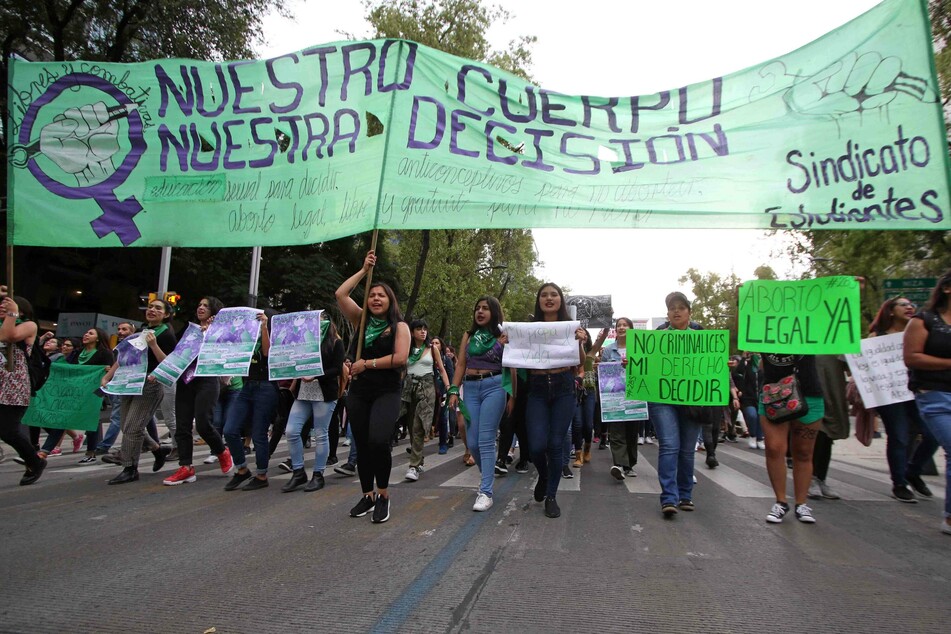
xmin=525 ymin=283 xmax=586 ymax=519
xmin=100 ymin=299 xmax=177 ymax=485
xmin=448 ymin=296 xmax=510 ymax=511
xmin=163 ymin=297 xmax=234 ymax=486
xmin=903 ymin=270 xmax=951 ymax=535
xmin=868 ymin=297 xmax=939 ymax=502
xmin=336 ymin=250 xmax=410 ymax=524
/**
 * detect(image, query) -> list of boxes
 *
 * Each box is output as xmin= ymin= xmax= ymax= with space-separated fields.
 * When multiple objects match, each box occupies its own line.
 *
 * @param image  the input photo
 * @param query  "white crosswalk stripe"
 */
xmin=622 ymin=460 xmax=662 ymax=495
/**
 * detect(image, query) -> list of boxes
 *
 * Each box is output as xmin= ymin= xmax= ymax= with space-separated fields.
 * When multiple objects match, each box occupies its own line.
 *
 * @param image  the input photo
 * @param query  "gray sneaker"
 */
xmin=817 ymin=479 xmax=840 ymax=500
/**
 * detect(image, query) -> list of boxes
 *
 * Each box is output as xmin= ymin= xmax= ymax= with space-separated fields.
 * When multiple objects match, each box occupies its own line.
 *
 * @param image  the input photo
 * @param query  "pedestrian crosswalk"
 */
xmin=7 ymin=439 xmax=945 ymax=505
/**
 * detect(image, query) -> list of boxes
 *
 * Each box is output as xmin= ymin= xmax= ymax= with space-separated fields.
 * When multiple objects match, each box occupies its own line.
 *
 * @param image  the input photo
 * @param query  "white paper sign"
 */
xmin=844 ymin=333 xmax=914 ymax=409
xmin=501 ymin=321 xmax=581 ymax=370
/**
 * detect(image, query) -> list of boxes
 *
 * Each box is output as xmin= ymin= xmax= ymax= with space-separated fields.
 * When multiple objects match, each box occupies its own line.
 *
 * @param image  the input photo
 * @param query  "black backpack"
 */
xmin=16 ymin=337 xmax=51 ymax=395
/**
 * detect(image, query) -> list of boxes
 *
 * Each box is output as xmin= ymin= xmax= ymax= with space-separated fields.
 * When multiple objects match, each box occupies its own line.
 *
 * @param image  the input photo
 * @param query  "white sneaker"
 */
xmin=817 ymin=479 xmax=840 ymax=500
xmin=748 ymin=438 xmax=758 ymax=449
xmin=756 ymin=440 xmax=766 ymax=450
xmin=203 ymin=454 xmax=218 ymax=464
xmin=405 ymin=466 xmax=421 ymax=482
xmin=941 ymin=520 xmax=951 ymax=535
xmin=795 ymin=504 xmax=816 ymax=523
xmin=808 ymin=478 xmax=822 ymax=499
xmin=637 ymin=437 xmax=644 ymax=445
xmin=645 ymin=437 xmax=654 ymax=445
xmin=473 ymin=492 xmax=493 ymax=511
xmin=342 ymin=438 xmax=351 ymax=446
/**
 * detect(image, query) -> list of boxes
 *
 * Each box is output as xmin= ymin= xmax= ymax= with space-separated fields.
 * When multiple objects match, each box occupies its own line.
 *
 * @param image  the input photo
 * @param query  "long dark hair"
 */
xmin=924 ymin=269 xmax=951 ymax=313
xmin=91 ymin=328 xmax=111 ymax=356
xmin=532 ymin=283 xmax=570 ymax=322
xmin=367 ymin=282 xmax=403 ymax=326
xmin=615 ymin=317 xmax=634 ymax=329
xmin=466 ymin=296 xmax=504 ymax=337
xmin=202 ymin=296 xmax=224 ymax=317
xmin=868 ymin=297 xmax=908 ymax=335
xmin=14 ymin=296 xmax=33 ymax=320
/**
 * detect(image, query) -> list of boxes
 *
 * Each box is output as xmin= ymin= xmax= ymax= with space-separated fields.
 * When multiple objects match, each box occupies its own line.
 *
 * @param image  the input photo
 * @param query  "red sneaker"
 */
xmin=218 ymin=448 xmax=233 ymax=474
xmin=50 ymin=447 xmax=62 ymax=456
xmin=72 ymin=434 xmax=85 ymax=453
xmin=163 ymin=465 xmax=196 ymax=486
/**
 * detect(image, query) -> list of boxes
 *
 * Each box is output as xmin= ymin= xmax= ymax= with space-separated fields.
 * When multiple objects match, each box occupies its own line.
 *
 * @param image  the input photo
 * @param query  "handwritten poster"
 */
xmin=501 ymin=321 xmax=581 ymax=370
xmin=844 ymin=333 xmax=914 ymax=408
xmin=625 ymin=329 xmax=730 ymax=406
xmin=268 ymin=310 xmax=326 ymax=380
xmin=598 ymin=362 xmax=648 ymax=422
xmin=22 ymin=364 xmax=105 ymax=431
xmin=195 ymin=307 xmax=263 ymax=376
xmin=738 ymin=277 xmax=861 ymax=354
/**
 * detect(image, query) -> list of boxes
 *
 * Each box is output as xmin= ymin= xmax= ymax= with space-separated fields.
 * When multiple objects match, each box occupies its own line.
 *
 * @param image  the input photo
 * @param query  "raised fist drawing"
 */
xmin=39 ymin=101 xmax=121 ymax=185
xmin=783 ymin=52 xmax=937 ymax=117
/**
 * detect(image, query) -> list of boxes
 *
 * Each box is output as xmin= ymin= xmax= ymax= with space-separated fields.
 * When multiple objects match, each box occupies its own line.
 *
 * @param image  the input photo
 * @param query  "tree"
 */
xmin=362 ymin=0 xmax=542 ymax=342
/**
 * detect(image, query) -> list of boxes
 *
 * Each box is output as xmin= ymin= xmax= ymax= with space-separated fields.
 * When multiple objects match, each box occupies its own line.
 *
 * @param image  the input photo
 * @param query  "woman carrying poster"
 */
xmin=281 ymin=315 xmax=345 ymax=493
xmin=903 ymin=270 xmax=951 ymax=535
xmin=68 ymin=329 xmax=113 ymax=463
xmin=447 ymin=296 xmax=510 ymax=511
xmin=402 ymin=319 xmax=449 ymax=483
xmin=336 ymin=251 xmax=410 ymax=524
xmin=0 ymin=294 xmax=47 ymax=485
xmin=100 ymin=298 xmax=177 ymax=485
xmin=163 ymin=297 xmax=235 ymax=486
xmin=525 ymin=283 xmax=586 ymax=519
xmin=868 ymin=297 xmax=939 ymax=502
xmin=222 ymin=310 xmax=277 ymax=491
xmin=592 ymin=317 xmax=640 ymax=481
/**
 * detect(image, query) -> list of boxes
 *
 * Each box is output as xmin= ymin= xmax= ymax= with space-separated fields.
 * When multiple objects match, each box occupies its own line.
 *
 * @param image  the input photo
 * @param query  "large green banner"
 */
xmin=737 ymin=276 xmax=862 ymax=354
xmin=7 ymin=0 xmax=948 ymax=247
xmin=22 ymin=363 xmax=105 ymax=432
xmin=625 ymin=329 xmax=730 ymax=406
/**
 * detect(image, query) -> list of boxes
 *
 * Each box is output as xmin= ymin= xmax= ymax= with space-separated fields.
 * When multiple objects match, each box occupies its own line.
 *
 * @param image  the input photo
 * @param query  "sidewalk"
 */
xmin=833 ymin=433 xmax=946 ymax=477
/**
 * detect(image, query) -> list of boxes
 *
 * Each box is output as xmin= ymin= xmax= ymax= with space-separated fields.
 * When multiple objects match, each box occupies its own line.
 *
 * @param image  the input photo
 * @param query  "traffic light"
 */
xmin=139 ymin=292 xmax=158 ymax=311
xmin=164 ymin=292 xmax=181 ymax=310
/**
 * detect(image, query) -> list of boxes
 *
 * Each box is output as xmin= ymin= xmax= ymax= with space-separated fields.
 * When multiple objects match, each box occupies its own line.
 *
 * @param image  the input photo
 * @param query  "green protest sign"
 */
xmin=7 ymin=0 xmax=949 ymax=248
xmin=22 ymin=364 xmax=105 ymax=432
xmin=625 ymin=330 xmax=729 ymax=406
xmin=738 ymin=276 xmax=861 ymax=354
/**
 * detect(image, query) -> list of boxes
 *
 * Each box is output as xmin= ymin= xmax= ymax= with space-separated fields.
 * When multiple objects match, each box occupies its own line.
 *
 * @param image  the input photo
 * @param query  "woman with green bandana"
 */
xmin=336 ymin=250 xmax=410 ymax=524
xmin=447 ymin=296 xmax=511 ymax=512
xmin=100 ymin=299 xmax=177 ymax=485
xmin=402 ymin=319 xmax=449 ymax=483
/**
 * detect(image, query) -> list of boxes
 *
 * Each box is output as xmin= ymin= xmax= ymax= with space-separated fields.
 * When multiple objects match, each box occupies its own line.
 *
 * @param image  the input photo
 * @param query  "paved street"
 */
xmin=0 ymin=433 xmax=948 ymax=634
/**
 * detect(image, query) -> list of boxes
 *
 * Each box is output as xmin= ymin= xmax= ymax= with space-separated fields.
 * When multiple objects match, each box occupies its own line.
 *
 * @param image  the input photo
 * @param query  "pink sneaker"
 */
xmin=72 ymin=434 xmax=85 ymax=453
xmin=163 ymin=465 xmax=197 ymax=486
xmin=218 ymin=448 xmax=234 ymax=474
xmin=50 ymin=447 xmax=62 ymax=456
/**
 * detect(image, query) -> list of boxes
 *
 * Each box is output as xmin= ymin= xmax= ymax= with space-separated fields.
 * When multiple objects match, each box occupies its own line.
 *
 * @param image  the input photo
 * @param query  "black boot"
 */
xmin=304 ymin=471 xmax=325 ymax=492
xmin=108 ymin=466 xmax=139 ymax=485
xmin=152 ymin=446 xmax=171 ymax=472
xmin=19 ymin=458 xmax=48 ymax=486
xmin=281 ymin=468 xmax=308 ymax=492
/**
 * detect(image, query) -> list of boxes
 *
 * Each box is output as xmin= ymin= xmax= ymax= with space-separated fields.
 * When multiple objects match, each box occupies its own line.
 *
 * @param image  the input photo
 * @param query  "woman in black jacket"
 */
xmin=281 ymin=315 xmax=346 ymax=492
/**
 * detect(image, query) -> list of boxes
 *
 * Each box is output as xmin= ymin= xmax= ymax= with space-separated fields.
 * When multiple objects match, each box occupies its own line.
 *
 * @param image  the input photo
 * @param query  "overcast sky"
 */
xmin=260 ymin=0 xmax=883 ymax=319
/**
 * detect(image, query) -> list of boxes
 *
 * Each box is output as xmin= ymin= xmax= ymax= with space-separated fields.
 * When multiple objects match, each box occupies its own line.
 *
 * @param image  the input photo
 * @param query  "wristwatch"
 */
xmin=372 ymin=359 xmax=377 ymax=369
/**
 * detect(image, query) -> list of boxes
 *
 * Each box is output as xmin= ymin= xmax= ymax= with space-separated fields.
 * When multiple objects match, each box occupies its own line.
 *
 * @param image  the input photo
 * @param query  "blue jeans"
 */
xmin=214 ymin=388 xmax=240 ymax=436
xmin=464 ymin=374 xmax=506 ymax=496
xmin=877 ymin=400 xmax=939 ymax=487
xmin=526 ymin=370 xmax=575 ymax=498
xmin=287 ymin=399 xmax=336 ymax=473
xmin=223 ymin=380 xmax=279 ymax=475
xmin=98 ymin=394 xmax=122 ymax=451
xmin=914 ymin=390 xmax=951 ymax=517
xmin=742 ymin=404 xmax=762 ymax=441
xmin=650 ymin=403 xmax=702 ymax=507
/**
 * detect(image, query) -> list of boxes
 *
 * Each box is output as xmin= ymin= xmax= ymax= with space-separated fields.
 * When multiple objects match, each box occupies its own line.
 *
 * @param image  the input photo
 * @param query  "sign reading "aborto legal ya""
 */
xmin=737 ymin=277 xmax=861 ymax=354
xmin=625 ymin=329 xmax=730 ymax=406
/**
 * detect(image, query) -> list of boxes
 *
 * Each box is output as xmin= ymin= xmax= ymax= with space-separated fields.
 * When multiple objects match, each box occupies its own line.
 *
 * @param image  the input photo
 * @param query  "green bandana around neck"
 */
xmin=78 ymin=348 xmax=96 ymax=364
xmin=147 ymin=323 xmax=169 ymax=338
xmin=467 ymin=328 xmax=497 ymax=357
xmin=363 ymin=317 xmax=389 ymax=348
xmin=408 ymin=345 xmax=424 ymax=365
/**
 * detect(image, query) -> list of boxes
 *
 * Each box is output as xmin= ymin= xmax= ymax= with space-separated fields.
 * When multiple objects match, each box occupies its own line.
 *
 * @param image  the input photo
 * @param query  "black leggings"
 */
xmin=1 ymin=405 xmax=43 ymax=470
xmin=812 ymin=430 xmax=833 ymax=481
xmin=347 ymin=390 xmax=401 ymax=493
xmin=498 ymin=379 xmax=528 ymax=461
xmin=175 ymin=377 xmax=224 ymax=465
